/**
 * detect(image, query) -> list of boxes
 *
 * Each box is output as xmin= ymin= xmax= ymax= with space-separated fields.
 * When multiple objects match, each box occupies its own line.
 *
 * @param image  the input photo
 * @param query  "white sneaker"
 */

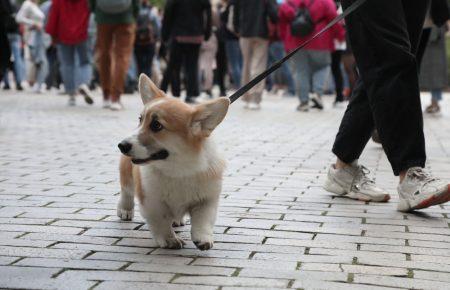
xmin=68 ymin=95 xmax=76 ymax=106
xmin=103 ymin=99 xmax=111 ymax=109
xmin=78 ymin=84 xmax=94 ymax=105
xmin=311 ymin=94 xmax=324 ymax=110
xmin=110 ymin=101 xmax=124 ymax=111
xmin=248 ymin=103 xmax=261 ymax=110
xmin=397 ymin=167 xmax=450 ymax=212
xmin=323 ymin=162 xmax=390 ymax=202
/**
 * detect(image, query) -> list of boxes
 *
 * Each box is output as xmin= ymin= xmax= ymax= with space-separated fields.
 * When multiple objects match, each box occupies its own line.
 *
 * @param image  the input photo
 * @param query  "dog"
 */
xmin=117 ymin=74 xmax=229 ymax=250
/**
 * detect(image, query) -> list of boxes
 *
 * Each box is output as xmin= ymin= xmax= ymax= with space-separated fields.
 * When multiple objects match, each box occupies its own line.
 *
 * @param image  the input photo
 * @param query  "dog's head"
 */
xmin=118 ymin=74 xmax=230 ymax=166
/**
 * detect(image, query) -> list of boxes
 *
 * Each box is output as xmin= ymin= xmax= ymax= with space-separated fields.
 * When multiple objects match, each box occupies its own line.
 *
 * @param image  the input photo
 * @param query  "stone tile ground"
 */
xmin=0 ymin=90 xmax=450 ymax=290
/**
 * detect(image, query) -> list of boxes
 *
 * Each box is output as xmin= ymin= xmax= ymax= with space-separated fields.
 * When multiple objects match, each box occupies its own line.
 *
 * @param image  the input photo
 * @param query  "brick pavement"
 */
xmin=0 ymin=89 xmax=450 ymax=289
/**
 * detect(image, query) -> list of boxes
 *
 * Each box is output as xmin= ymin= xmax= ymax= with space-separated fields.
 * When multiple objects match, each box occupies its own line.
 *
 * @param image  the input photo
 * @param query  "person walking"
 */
xmin=161 ymin=0 xmax=212 ymax=104
xmin=324 ymin=0 xmax=450 ymax=211
xmin=2 ymin=0 xmax=24 ymax=91
xmin=46 ymin=0 xmax=94 ymax=106
xmin=220 ymin=0 xmax=242 ymax=91
xmin=199 ymin=6 xmax=219 ymax=99
xmin=420 ymin=0 xmax=449 ymax=115
xmin=0 ymin=0 xmax=12 ymax=81
xmin=279 ymin=0 xmax=344 ymax=112
xmin=89 ymin=0 xmax=139 ymax=110
xmin=234 ymin=0 xmax=278 ymax=110
xmin=134 ymin=0 xmax=159 ymax=79
xmin=16 ymin=0 xmax=49 ymax=94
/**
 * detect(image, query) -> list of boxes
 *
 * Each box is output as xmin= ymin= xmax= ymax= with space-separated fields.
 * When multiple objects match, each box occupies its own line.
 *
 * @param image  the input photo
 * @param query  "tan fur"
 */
xmin=117 ymin=74 xmax=229 ymax=250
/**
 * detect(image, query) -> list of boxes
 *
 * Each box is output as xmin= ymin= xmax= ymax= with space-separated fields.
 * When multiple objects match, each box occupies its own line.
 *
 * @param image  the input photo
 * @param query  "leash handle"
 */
xmin=229 ymin=0 xmax=367 ymax=104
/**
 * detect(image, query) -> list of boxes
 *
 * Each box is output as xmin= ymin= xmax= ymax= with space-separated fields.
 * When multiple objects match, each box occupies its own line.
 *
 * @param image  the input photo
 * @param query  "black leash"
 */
xmin=229 ymin=0 xmax=367 ymax=104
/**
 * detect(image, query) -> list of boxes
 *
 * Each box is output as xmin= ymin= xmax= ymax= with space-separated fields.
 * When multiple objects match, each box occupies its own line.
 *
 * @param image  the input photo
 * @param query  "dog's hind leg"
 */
xmin=118 ymin=156 xmax=135 ymax=221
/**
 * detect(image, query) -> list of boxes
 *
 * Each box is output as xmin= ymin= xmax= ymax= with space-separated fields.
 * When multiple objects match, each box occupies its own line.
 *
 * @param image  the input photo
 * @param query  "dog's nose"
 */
xmin=118 ymin=141 xmax=132 ymax=154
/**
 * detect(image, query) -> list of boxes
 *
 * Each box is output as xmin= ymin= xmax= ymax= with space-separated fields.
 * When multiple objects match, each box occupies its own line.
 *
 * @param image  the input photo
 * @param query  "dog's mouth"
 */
xmin=131 ymin=149 xmax=169 ymax=164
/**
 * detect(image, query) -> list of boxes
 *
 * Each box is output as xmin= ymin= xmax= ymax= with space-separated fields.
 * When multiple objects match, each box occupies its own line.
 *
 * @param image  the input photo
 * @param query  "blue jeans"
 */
xmin=5 ymin=33 xmax=25 ymax=85
xmin=291 ymin=50 xmax=331 ymax=103
xmin=57 ymin=41 xmax=91 ymax=94
xmin=225 ymin=39 xmax=242 ymax=89
xmin=267 ymin=41 xmax=295 ymax=95
xmin=431 ymin=89 xmax=442 ymax=102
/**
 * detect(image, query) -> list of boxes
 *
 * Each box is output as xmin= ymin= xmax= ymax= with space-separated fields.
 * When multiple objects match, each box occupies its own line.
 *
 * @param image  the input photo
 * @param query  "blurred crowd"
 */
xmin=0 ymin=0 xmax=447 ymax=113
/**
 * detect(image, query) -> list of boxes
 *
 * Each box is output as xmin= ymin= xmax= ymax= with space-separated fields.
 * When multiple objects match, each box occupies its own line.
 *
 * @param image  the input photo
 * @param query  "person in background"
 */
xmin=279 ymin=0 xmax=344 ymax=112
xmin=46 ymin=0 xmax=94 ymax=106
xmin=199 ymin=5 xmax=219 ymax=99
xmin=2 ymin=0 xmax=24 ymax=91
xmin=331 ymin=1 xmax=346 ymax=107
xmin=234 ymin=0 xmax=278 ymax=110
xmin=134 ymin=0 xmax=160 ymax=79
xmin=0 ymin=0 xmax=12 ymax=82
xmin=214 ymin=1 xmax=227 ymax=98
xmin=89 ymin=0 xmax=139 ymax=111
xmin=161 ymin=0 xmax=212 ymax=104
xmin=16 ymin=0 xmax=49 ymax=94
xmin=419 ymin=0 xmax=449 ymax=114
xmin=220 ymin=0 xmax=241 ymax=91
xmin=266 ymin=19 xmax=296 ymax=97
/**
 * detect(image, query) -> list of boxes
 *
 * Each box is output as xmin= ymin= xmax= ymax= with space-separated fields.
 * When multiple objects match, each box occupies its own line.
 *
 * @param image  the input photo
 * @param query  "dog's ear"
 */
xmin=139 ymin=74 xmax=164 ymax=104
xmin=191 ymin=97 xmax=230 ymax=137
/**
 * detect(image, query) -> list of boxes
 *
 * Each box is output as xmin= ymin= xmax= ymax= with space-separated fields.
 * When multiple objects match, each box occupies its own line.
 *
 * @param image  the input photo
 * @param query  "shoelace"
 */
xmin=408 ymin=168 xmax=436 ymax=185
xmin=352 ymin=165 xmax=375 ymax=189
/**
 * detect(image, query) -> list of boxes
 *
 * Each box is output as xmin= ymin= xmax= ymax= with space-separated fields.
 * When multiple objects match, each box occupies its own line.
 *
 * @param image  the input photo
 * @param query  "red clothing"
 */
xmin=278 ymin=0 xmax=345 ymax=52
xmin=46 ymin=0 xmax=90 ymax=45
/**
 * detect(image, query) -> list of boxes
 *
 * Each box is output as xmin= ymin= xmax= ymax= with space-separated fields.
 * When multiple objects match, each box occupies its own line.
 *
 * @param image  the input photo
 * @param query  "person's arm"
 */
xmin=16 ymin=1 xmax=37 ymax=26
xmin=278 ymin=2 xmax=294 ymax=41
xmin=161 ymin=0 xmax=174 ymax=42
xmin=88 ymin=0 xmax=95 ymax=12
xmin=132 ymin=0 xmax=139 ymax=20
xmin=203 ymin=0 xmax=212 ymax=40
xmin=232 ymin=0 xmax=239 ymax=34
xmin=45 ymin=0 xmax=58 ymax=39
xmin=324 ymin=0 xmax=345 ymax=42
xmin=267 ymin=0 xmax=278 ymax=23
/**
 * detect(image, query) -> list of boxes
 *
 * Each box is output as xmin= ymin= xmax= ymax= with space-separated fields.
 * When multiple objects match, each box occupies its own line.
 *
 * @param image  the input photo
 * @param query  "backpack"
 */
xmin=135 ymin=10 xmax=156 ymax=45
xmin=289 ymin=0 xmax=315 ymax=37
xmin=97 ymin=0 xmax=132 ymax=14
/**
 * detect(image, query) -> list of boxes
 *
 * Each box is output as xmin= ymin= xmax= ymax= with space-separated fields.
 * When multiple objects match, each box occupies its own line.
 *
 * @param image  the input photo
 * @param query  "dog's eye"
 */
xmin=138 ymin=115 xmax=143 ymax=124
xmin=150 ymin=119 xmax=163 ymax=132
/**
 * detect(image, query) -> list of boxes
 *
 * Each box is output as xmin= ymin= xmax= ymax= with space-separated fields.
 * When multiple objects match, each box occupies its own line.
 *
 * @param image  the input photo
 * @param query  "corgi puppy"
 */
xmin=117 ymin=74 xmax=229 ymax=250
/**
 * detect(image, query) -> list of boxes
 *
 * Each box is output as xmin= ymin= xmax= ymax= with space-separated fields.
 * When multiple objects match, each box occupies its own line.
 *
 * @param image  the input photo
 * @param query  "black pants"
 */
xmin=333 ymin=0 xmax=429 ymax=176
xmin=215 ymin=38 xmax=227 ymax=96
xmin=331 ymin=50 xmax=344 ymax=103
xmin=135 ymin=43 xmax=155 ymax=78
xmin=164 ymin=41 xmax=201 ymax=100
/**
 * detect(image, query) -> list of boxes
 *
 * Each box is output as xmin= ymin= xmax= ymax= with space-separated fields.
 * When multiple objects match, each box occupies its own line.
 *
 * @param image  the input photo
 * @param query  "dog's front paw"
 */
xmin=157 ymin=237 xmax=186 ymax=249
xmin=117 ymin=207 xmax=134 ymax=221
xmin=193 ymin=240 xmax=214 ymax=251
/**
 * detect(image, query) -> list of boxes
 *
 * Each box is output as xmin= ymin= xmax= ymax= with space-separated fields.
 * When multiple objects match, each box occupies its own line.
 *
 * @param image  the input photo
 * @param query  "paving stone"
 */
xmin=16 ymin=257 xmax=127 ymax=270
xmin=95 ymin=281 xmax=217 ymax=290
xmin=2 ymin=91 xmax=450 ymax=289
xmin=173 ymin=275 xmax=289 ymax=288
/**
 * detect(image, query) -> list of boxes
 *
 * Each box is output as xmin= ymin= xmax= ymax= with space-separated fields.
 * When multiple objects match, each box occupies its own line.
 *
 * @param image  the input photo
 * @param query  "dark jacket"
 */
xmin=161 ymin=0 xmax=212 ymax=42
xmin=219 ymin=0 xmax=238 ymax=41
xmin=1 ymin=0 xmax=19 ymax=34
xmin=0 ymin=0 xmax=12 ymax=73
xmin=233 ymin=0 xmax=278 ymax=38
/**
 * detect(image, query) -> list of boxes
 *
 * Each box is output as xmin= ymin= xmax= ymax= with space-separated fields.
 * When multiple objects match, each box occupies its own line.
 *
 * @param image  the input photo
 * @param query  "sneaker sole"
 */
xmin=323 ymin=179 xmax=390 ymax=202
xmin=410 ymin=184 xmax=450 ymax=211
xmin=79 ymin=88 xmax=94 ymax=105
